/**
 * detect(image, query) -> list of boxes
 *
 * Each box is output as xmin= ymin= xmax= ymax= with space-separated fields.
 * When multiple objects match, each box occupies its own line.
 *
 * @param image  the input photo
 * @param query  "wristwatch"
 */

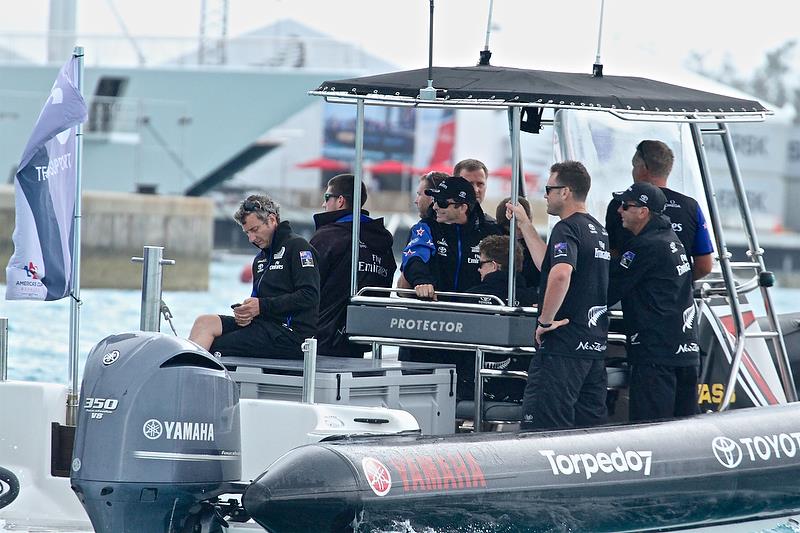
xmin=537 ymin=319 xmax=552 ymax=328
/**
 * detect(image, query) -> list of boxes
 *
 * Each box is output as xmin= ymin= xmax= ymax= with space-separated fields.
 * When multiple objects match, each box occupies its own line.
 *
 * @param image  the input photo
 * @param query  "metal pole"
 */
xmin=302 ymin=338 xmax=317 ymax=403
xmin=689 ymin=123 xmax=746 ymax=411
xmin=66 ymin=45 xmax=84 ymax=426
xmin=350 ymin=99 xmax=365 ymax=296
xmin=131 ymin=246 xmax=175 ymax=331
xmin=506 ymin=107 xmax=521 ymax=306
xmin=473 ymin=348 xmax=484 ymax=431
xmin=0 ymin=318 xmax=8 ymax=381
xmin=717 ymin=123 xmax=796 ymax=402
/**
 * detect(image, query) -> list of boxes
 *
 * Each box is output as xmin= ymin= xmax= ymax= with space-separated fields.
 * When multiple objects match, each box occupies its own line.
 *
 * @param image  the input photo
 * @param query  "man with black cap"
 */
xmin=400 ymin=175 xmax=500 ymax=300
xmin=398 ymin=175 xmax=500 ymax=400
xmin=607 ymin=182 xmax=700 ymax=422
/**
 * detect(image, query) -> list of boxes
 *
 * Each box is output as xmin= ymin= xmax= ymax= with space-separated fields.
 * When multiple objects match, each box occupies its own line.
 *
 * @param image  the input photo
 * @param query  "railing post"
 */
xmin=131 ymin=246 xmax=175 ymax=332
xmin=302 ymin=338 xmax=318 ymax=403
xmin=0 ymin=318 xmax=8 ymax=381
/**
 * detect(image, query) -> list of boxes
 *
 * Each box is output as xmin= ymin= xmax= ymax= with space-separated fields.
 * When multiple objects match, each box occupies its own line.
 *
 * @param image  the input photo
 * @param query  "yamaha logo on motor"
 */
xmin=102 ymin=350 xmax=120 ymax=366
xmin=142 ymin=419 xmax=215 ymax=441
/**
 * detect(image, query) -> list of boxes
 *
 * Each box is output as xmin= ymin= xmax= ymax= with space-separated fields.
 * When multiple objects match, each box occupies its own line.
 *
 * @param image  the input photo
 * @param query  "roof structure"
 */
xmin=313 ymin=65 xmax=770 ymax=120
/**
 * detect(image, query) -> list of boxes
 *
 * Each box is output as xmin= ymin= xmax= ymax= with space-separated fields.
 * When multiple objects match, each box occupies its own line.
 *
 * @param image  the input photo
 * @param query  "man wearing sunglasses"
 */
xmin=507 ymin=161 xmax=610 ymax=430
xmin=189 ymin=194 xmax=320 ymax=359
xmin=400 ymin=175 xmax=500 ymax=300
xmin=607 ymin=182 xmax=699 ymax=422
xmin=310 ymin=174 xmax=396 ymax=357
xmin=605 ymin=140 xmax=713 ymax=280
xmin=398 ymin=175 xmax=500 ymax=400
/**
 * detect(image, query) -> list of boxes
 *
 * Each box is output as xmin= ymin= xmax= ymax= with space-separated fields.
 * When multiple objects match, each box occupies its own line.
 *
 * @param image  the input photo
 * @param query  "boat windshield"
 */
xmin=552 ymin=109 xmax=716 ymax=251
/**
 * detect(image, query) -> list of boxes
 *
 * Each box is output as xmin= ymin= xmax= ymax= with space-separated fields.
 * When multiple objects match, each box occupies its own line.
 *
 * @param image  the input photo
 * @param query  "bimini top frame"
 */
xmin=310 ymin=65 xmax=771 ymax=122
xmin=310 ymin=63 xmax=796 ymax=410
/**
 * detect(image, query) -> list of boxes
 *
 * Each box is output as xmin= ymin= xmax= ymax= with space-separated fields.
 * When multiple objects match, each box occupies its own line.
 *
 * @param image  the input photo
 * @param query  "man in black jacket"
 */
xmin=311 ymin=174 xmax=396 ymax=357
xmin=399 ymin=176 xmax=500 ymax=400
xmin=607 ymin=182 xmax=700 ymax=422
xmin=189 ymin=194 xmax=320 ymax=359
xmin=401 ymin=176 xmax=500 ymax=300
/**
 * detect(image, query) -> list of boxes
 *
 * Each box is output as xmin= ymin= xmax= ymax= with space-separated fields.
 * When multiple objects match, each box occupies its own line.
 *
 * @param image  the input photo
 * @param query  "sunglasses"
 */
xmin=242 ymin=199 xmax=263 ymax=212
xmin=545 ymin=185 xmax=568 ymax=195
xmin=435 ymin=198 xmax=465 ymax=209
xmin=621 ymin=202 xmax=644 ymax=211
xmin=478 ymin=259 xmax=495 ymax=267
xmin=323 ymin=192 xmax=341 ymax=202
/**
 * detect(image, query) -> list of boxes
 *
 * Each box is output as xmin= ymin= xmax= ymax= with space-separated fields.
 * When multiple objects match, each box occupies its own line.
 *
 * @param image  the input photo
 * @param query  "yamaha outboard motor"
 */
xmin=71 ymin=332 xmax=241 ymax=533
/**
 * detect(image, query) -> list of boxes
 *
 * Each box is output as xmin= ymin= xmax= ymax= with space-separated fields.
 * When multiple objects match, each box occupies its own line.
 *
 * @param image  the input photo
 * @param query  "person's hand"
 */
xmin=535 ymin=318 xmax=569 ymax=345
xmin=414 ymin=284 xmax=437 ymax=301
xmin=233 ymin=297 xmax=260 ymax=327
xmin=506 ymin=201 xmax=531 ymax=226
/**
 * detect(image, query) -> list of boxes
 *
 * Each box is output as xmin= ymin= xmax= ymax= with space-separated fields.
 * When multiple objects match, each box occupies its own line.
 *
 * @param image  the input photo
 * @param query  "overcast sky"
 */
xmin=2 ymin=0 xmax=799 ymax=79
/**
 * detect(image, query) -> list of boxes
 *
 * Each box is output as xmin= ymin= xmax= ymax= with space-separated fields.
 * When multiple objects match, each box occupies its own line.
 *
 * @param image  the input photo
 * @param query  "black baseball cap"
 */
xmin=424 ymin=176 xmax=477 ymax=206
xmin=613 ymin=182 xmax=667 ymax=214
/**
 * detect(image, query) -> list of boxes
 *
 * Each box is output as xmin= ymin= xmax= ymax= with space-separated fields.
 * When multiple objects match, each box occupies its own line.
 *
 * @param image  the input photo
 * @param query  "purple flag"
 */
xmin=5 ymin=56 xmax=87 ymax=301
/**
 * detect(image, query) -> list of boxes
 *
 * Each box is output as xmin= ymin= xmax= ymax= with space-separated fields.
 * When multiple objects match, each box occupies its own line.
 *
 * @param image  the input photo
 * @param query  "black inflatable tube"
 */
xmin=0 ymin=466 xmax=20 ymax=510
xmin=244 ymin=404 xmax=800 ymax=533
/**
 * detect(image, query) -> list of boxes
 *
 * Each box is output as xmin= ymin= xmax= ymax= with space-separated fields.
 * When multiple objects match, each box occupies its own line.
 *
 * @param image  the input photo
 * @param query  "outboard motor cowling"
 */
xmin=71 ymin=332 xmax=241 ymax=533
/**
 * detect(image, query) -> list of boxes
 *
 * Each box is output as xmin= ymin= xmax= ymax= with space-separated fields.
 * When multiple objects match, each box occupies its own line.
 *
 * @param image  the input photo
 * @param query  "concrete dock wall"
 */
xmin=0 ymin=186 xmax=212 ymax=290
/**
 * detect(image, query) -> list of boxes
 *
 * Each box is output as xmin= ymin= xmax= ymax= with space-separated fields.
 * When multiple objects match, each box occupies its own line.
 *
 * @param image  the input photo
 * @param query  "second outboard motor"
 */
xmin=71 ymin=332 xmax=241 ymax=533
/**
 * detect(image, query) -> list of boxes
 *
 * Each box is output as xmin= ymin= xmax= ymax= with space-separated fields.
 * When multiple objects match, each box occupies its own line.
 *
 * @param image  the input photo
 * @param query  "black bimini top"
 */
xmin=312 ymin=65 xmax=769 ymax=121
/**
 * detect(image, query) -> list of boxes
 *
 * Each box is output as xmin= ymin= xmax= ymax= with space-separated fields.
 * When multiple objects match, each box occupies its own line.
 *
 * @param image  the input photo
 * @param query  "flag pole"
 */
xmin=66 ymin=45 xmax=84 ymax=426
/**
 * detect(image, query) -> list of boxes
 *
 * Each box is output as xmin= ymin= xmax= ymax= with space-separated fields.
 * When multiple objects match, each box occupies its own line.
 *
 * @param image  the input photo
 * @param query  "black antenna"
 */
xmin=592 ymin=0 xmax=606 ymax=77
xmin=478 ymin=0 xmax=495 ymax=66
xmin=419 ymin=0 xmax=437 ymax=100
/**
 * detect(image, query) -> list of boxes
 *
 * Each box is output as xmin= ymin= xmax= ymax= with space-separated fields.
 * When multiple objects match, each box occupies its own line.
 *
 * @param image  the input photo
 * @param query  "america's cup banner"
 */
xmin=5 ymin=56 xmax=87 ymax=300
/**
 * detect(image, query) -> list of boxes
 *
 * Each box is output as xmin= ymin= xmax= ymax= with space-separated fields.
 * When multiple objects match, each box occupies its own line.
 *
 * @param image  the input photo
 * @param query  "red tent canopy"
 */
xmin=491 ymin=166 xmax=540 ymax=189
xmin=295 ymin=157 xmax=350 ymax=171
xmin=413 ymin=162 xmax=453 ymax=175
xmin=366 ymin=160 xmax=415 ymax=174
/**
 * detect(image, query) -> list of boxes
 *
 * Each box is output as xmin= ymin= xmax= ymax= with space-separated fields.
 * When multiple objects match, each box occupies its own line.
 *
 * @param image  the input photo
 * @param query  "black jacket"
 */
xmin=466 ymin=270 xmax=536 ymax=307
xmin=251 ymin=221 xmax=320 ymax=342
xmin=402 ymin=203 xmax=501 ymax=293
xmin=607 ymin=214 xmax=699 ymax=366
xmin=310 ymin=209 xmax=396 ymax=356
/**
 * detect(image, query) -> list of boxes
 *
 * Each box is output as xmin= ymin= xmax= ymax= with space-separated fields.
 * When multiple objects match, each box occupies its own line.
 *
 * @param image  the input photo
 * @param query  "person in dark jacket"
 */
xmin=310 ymin=174 xmax=396 ymax=357
xmin=607 ymin=182 xmax=700 ymax=422
xmin=401 ymin=176 xmax=501 ymax=300
xmin=464 ymin=235 xmax=537 ymax=402
xmin=467 ymin=234 xmax=536 ymax=307
xmin=398 ymin=176 xmax=501 ymax=400
xmin=189 ymin=194 xmax=320 ymax=359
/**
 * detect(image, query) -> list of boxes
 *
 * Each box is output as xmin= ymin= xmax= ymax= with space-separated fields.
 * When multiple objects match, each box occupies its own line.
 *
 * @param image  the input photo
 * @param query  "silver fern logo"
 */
xmin=485 ymin=358 xmax=512 ymax=370
xmin=682 ymin=305 xmax=696 ymax=332
xmin=587 ymin=305 xmax=608 ymax=328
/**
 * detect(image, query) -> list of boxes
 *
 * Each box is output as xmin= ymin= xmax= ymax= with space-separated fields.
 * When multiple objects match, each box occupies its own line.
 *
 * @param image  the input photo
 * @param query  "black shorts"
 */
xmin=210 ymin=315 xmax=302 ymax=359
xmin=629 ymin=363 xmax=699 ymax=422
xmin=521 ymin=352 xmax=608 ymax=430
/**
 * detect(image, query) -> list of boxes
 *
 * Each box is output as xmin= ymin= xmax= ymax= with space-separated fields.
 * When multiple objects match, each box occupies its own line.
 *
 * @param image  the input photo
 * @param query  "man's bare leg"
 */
xmin=189 ymin=314 xmax=223 ymax=350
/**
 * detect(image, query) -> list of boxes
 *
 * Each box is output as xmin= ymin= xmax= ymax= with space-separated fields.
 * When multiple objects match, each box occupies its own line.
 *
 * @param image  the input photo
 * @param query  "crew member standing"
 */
xmin=607 ymin=182 xmax=700 ymax=421
xmin=311 ymin=174 xmax=396 ymax=357
xmin=605 ymin=140 xmax=713 ymax=280
xmin=508 ymin=161 xmax=611 ymax=430
xmin=189 ymin=194 xmax=320 ymax=358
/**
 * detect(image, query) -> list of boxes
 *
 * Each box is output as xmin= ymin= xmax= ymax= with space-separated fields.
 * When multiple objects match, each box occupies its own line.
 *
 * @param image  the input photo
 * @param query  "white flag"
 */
xmin=5 ymin=56 xmax=87 ymax=300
